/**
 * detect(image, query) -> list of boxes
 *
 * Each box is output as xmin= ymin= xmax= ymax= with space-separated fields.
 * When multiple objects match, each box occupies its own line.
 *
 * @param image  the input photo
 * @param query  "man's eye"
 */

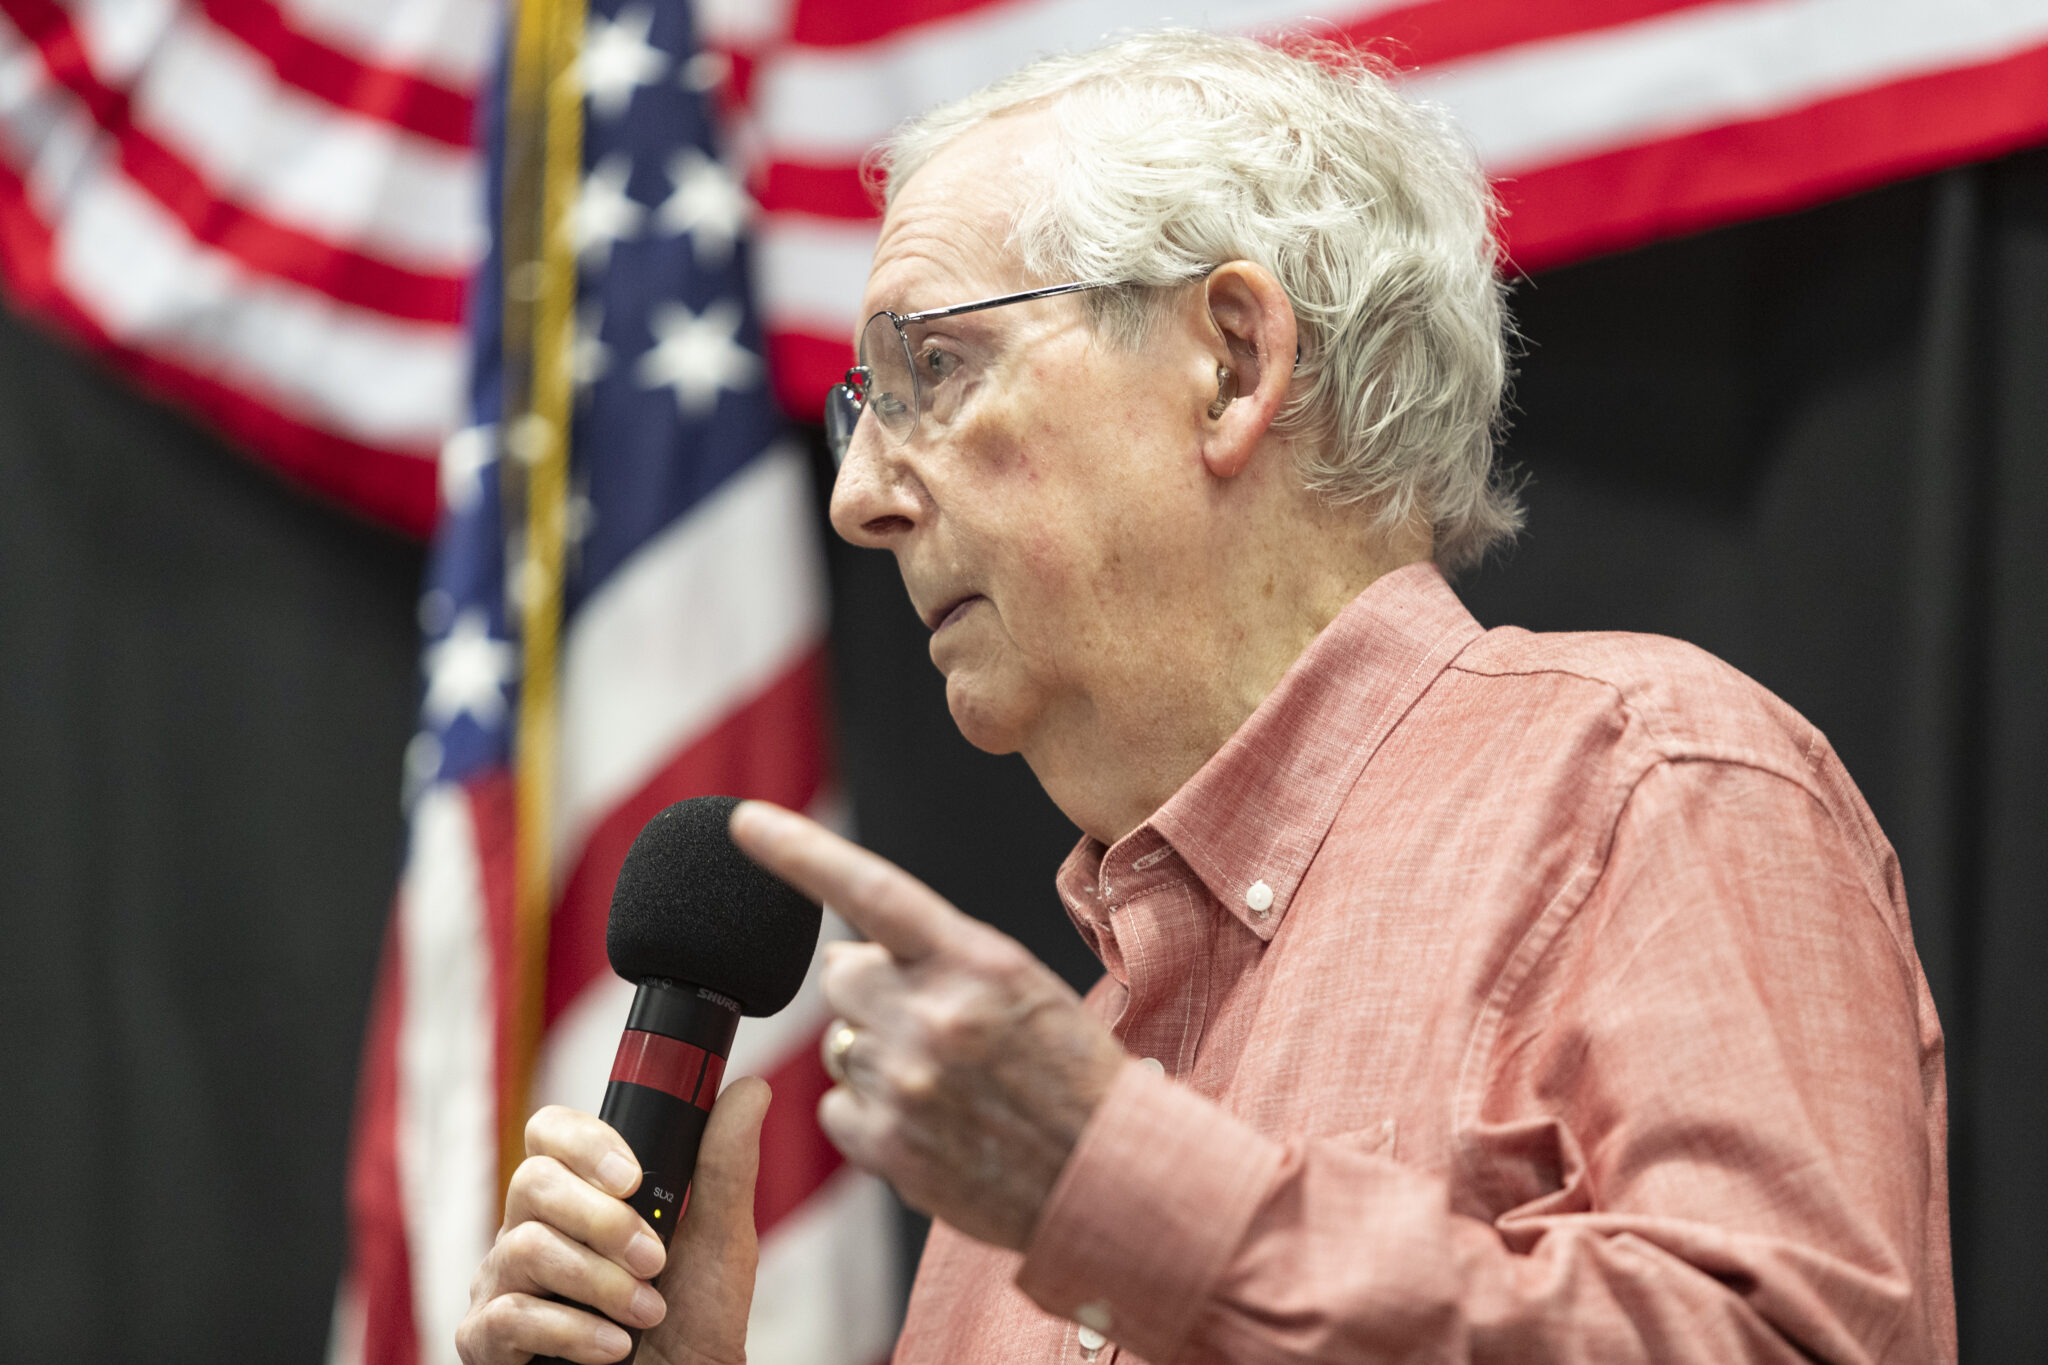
xmin=917 ymin=346 xmax=959 ymax=383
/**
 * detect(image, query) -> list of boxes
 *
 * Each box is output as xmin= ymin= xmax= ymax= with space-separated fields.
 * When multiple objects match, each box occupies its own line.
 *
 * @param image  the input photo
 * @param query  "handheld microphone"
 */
xmin=540 ymin=795 xmax=821 ymax=1364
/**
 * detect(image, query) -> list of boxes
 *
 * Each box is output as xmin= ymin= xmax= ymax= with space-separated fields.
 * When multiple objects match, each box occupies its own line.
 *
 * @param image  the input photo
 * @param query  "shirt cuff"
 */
xmin=1015 ymin=1058 xmax=1286 ymax=1364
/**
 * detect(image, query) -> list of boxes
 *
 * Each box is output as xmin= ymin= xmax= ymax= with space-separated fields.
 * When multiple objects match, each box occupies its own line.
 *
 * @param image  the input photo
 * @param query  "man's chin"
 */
xmin=944 ymin=676 xmax=1028 ymax=756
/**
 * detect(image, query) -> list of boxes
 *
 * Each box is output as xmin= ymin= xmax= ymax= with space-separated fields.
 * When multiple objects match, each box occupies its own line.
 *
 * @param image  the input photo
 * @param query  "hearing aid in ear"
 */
xmin=1207 ymin=365 xmax=1238 ymax=420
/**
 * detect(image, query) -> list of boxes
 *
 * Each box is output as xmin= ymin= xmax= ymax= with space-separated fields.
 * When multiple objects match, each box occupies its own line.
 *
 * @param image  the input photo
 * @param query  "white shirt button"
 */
xmin=1138 ymin=1056 xmax=1165 ymax=1078
xmin=1245 ymin=880 xmax=1274 ymax=916
xmin=1077 ymin=1326 xmax=1107 ymax=1357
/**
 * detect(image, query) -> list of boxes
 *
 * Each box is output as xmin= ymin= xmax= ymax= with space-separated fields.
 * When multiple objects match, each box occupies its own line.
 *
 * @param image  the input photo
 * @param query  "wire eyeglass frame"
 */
xmin=823 ymin=278 xmax=1134 ymax=465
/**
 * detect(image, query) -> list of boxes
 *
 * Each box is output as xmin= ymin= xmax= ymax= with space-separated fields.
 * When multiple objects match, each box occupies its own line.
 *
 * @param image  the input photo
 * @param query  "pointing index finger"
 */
xmin=730 ymin=801 xmax=956 ymax=964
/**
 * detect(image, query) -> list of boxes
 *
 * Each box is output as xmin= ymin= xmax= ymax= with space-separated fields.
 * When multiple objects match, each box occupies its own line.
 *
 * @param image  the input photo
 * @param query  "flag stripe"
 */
xmin=395 ymin=781 xmax=500 ymax=1364
xmin=199 ymin=0 xmax=476 ymax=146
xmin=337 ymin=909 xmax=421 ymax=1365
xmin=746 ymin=1170 xmax=902 ymax=1365
xmin=1330 ymin=0 xmax=1719 ymax=70
xmin=271 ymin=0 xmax=497 ymax=89
xmin=1500 ymin=36 xmax=2048 ymax=272
xmin=1414 ymin=0 xmax=2048 ymax=175
xmin=755 ymin=1027 xmax=846 ymax=1233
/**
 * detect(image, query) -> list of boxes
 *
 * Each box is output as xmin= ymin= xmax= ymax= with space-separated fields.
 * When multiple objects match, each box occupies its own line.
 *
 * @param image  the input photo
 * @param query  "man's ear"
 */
xmin=1199 ymin=261 xmax=1298 ymax=480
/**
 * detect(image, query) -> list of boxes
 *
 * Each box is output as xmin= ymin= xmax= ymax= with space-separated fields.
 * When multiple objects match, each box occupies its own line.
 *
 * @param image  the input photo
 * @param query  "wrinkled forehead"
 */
xmin=859 ymin=113 xmax=1059 ymax=320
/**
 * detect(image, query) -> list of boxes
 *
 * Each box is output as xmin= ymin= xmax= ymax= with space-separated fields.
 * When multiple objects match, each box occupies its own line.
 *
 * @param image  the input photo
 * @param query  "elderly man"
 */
xmin=461 ymin=30 xmax=1953 ymax=1365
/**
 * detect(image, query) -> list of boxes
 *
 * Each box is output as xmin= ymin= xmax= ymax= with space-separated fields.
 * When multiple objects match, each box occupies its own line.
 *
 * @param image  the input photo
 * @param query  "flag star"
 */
xmin=569 ymin=153 xmax=645 ymax=270
xmin=439 ymin=424 xmax=495 ymax=514
xmin=565 ymin=488 xmax=598 ymax=548
xmin=680 ymin=50 xmax=730 ymax=93
xmin=636 ymin=299 xmax=759 ymax=416
xmin=579 ymin=2 xmax=669 ymax=121
xmin=421 ymin=608 xmax=517 ymax=730
xmin=656 ymin=147 xmax=751 ymax=267
xmin=574 ymin=301 xmax=612 ymax=388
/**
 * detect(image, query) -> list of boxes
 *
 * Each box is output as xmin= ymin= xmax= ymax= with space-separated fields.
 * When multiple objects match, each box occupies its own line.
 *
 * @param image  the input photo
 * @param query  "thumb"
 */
xmin=646 ymin=1077 xmax=770 ymax=1365
xmin=690 ymin=1075 xmax=772 ymax=1241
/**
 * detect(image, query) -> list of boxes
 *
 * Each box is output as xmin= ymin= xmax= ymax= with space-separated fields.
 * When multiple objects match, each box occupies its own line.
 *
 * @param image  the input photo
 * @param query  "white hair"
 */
xmin=870 ymin=29 xmax=1522 ymax=573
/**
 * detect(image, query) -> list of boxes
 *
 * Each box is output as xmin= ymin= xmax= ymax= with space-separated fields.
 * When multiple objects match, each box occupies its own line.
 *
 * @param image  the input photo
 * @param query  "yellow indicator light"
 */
xmin=652 ymin=1209 xmax=662 ymax=1218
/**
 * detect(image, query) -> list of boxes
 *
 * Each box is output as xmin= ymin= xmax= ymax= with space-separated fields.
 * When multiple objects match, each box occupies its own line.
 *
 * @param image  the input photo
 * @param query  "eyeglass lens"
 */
xmin=859 ymin=312 xmax=917 ymax=442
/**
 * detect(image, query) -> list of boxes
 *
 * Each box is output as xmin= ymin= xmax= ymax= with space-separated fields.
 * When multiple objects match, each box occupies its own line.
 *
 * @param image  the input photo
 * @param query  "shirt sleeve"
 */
xmin=1013 ymin=759 xmax=1948 ymax=1364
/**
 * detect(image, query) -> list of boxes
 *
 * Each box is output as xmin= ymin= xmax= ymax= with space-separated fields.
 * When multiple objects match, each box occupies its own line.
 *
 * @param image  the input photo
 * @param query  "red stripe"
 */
xmin=767 ymin=329 xmax=853 ymax=426
xmin=611 ymin=1030 xmax=712 ymax=1106
xmin=1499 ymin=40 xmax=2048 ymax=274
xmin=1323 ymin=0 xmax=1718 ymax=71
xmin=199 ymin=0 xmax=476 ymax=147
xmin=0 ymin=151 xmax=439 ymax=535
xmin=341 ymin=905 xmax=422 ymax=1365
xmin=756 ymin=161 xmax=878 ymax=221
xmin=755 ymin=1021 xmax=846 ymax=1236
xmin=544 ymin=650 xmax=833 ymax=1024
xmin=776 ymin=0 xmax=1719 ymax=63
xmin=787 ymin=0 xmax=1008 ymax=49
xmin=465 ymin=772 xmax=521 ymax=1146
xmin=0 ymin=0 xmax=471 ymax=324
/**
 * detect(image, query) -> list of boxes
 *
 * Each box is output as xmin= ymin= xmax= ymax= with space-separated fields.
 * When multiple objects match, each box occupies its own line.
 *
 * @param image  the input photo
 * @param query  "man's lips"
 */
xmin=928 ymin=594 xmax=983 ymax=632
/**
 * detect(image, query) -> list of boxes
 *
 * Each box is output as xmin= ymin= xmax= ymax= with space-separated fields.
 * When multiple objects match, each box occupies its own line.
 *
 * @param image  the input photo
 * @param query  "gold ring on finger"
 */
xmin=822 ymin=1019 xmax=858 ymax=1085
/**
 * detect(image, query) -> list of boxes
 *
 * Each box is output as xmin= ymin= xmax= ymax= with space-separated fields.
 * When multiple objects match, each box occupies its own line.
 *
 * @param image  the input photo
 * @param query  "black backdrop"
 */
xmin=0 ymin=149 xmax=2040 ymax=1360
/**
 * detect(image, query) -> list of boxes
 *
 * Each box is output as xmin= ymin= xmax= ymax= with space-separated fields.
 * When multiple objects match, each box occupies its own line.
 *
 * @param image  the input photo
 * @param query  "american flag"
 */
xmin=327 ymin=1 xmax=895 ymax=1362
xmin=3 ymin=2 xmax=2045 ymax=534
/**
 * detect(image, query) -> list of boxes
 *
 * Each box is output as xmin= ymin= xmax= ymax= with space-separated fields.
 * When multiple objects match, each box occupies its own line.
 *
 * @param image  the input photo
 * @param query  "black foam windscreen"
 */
xmin=606 ymin=796 xmax=823 ymax=1017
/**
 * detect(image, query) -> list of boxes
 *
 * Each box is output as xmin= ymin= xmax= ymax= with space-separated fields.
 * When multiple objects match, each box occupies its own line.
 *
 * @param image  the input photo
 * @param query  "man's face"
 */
xmin=828 ymin=114 xmax=1220 ymax=765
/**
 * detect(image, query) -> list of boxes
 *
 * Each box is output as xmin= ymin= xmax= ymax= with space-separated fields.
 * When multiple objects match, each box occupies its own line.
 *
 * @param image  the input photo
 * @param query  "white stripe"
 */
xmin=1412 ymin=0 xmax=2048 ymax=174
xmin=694 ymin=0 xmax=797 ymax=52
xmin=756 ymin=214 xmax=879 ymax=341
xmin=752 ymin=0 xmax=1399 ymax=160
xmin=395 ymin=784 xmax=498 ymax=1365
xmin=324 ymin=1276 xmax=366 ymax=1365
xmin=532 ymin=973 xmax=637 ymax=1116
xmin=74 ymin=0 xmax=486 ymax=271
xmin=275 ymin=0 xmax=498 ymax=89
xmin=555 ymin=443 xmax=829 ymax=876
xmin=750 ymin=1170 xmax=902 ymax=1365
xmin=0 ymin=16 xmax=466 ymax=446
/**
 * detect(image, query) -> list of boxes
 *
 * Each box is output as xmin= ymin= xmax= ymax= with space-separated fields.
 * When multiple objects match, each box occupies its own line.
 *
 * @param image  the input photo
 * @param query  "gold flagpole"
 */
xmin=498 ymin=0 xmax=584 ymax=1200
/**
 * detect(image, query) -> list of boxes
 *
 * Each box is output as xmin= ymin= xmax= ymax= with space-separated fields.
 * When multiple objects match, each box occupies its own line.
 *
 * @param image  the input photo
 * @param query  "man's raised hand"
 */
xmin=729 ymin=801 xmax=1128 ymax=1251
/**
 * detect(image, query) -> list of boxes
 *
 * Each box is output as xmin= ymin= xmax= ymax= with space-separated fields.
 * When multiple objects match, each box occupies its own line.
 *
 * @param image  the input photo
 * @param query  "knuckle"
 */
xmin=525 ymin=1104 xmax=568 ymax=1151
xmin=504 ymin=1216 xmax=558 ymax=1265
xmin=887 ymin=1055 xmax=942 ymax=1104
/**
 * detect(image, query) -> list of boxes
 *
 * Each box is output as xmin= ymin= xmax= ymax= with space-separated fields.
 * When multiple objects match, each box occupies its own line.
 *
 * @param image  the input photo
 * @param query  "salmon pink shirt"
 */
xmin=895 ymin=562 xmax=1953 ymax=1365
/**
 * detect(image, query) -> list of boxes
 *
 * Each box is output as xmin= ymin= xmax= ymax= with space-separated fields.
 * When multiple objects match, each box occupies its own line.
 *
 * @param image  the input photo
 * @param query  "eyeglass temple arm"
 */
xmin=894 ymin=279 xmax=1119 ymax=326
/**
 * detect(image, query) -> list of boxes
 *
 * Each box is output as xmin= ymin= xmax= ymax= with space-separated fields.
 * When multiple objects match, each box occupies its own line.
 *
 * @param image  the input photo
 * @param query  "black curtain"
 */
xmin=0 ymin=149 xmax=2039 ymax=1360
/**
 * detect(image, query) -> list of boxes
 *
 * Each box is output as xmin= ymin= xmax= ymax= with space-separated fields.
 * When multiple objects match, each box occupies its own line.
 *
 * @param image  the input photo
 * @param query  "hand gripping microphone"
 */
xmin=539 ymin=795 xmax=821 ymax=1364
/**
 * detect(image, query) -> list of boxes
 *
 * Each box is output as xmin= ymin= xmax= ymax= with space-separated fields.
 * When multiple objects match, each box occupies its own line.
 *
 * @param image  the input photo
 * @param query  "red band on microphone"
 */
xmin=610 ymin=1030 xmax=710 ymax=1108
xmin=694 ymin=1049 xmax=726 ymax=1106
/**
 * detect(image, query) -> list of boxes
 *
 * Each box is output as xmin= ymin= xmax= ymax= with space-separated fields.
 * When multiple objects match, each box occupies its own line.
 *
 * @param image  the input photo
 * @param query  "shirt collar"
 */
xmin=1058 ymin=561 xmax=1484 ymax=945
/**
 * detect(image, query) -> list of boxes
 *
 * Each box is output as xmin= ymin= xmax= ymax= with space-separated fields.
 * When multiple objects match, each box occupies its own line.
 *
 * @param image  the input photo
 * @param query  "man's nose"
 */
xmin=828 ymin=423 xmax=921 ymax=547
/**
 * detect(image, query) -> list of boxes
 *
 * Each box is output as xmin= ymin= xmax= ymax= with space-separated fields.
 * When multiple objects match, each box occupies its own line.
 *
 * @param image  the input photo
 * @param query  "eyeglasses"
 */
xmin=824 ymin=278 xmax=1134 ymax=465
